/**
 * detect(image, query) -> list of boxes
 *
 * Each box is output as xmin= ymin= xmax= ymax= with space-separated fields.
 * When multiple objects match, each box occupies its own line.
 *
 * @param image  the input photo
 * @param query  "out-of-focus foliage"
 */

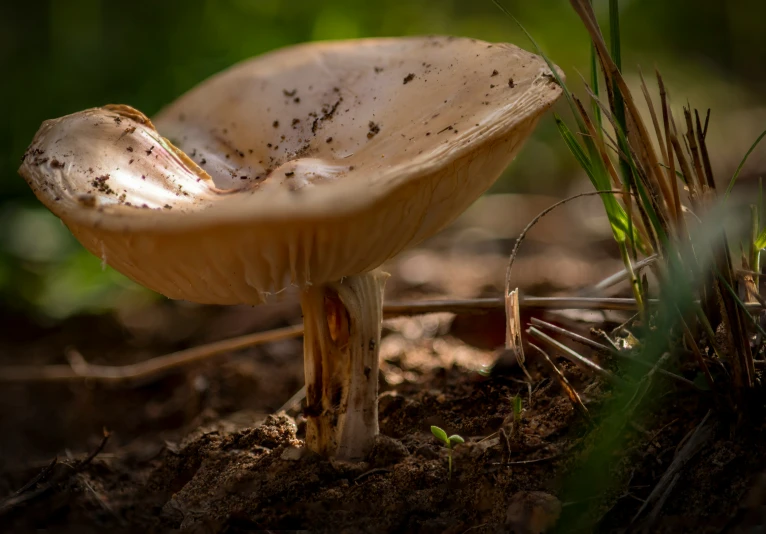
xmin=1 ymin=0 xmax=765 ymax=318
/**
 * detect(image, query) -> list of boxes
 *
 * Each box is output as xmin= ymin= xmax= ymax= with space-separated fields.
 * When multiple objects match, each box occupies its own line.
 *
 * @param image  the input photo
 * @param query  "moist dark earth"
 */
xmin=2 ymin=201 xmax=766 ymax=533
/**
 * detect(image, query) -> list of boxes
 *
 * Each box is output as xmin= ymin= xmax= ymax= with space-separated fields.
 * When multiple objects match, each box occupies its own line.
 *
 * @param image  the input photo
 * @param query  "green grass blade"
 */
xmin=659 ymin=162 xmax=687 ymax=182
xmin=492 ymin=1 xmax=648 ymax=250
xmin=717 ymin=271 xmax=766 ymax=338
xmin=554 ymin=115 xmax=631 ymax=242
xmin=607 ymin=0 xmax=634 ymax=195
xmin=754 ymin=228 xmax=766 ymax=250
xmin=512 ymin=394 xmax=523 ymax=417
xmin=554 ymin=114 xmax=593 ymax=174
xmin=490 ymin=1 xmax=573 ymax=111
xmin=609 ymin=0 xmax=622 ymax=71
xmin=724 ymin=128 xmax=766 ymax=199
xmin=628 ymin=151 xmax=668 ymax=246
xmin=588 ymin=0 xmax=602 ymax=130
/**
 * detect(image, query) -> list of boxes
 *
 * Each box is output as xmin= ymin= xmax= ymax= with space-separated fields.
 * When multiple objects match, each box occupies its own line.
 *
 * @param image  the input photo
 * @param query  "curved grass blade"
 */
xmin=725 ymin=128 xmax=766 ymax=199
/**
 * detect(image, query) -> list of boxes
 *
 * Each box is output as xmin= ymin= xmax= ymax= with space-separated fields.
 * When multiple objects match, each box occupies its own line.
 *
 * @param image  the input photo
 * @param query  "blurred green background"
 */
xmin=2 ymin=0 xmax=765 ymax=319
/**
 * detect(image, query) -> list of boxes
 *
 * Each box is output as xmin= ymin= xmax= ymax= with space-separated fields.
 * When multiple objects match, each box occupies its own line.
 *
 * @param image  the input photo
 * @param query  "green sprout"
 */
xmin=511 ymin=394 xmax=523 ymax=440
xmin=430 ymin=425 xmax=465 ymax=479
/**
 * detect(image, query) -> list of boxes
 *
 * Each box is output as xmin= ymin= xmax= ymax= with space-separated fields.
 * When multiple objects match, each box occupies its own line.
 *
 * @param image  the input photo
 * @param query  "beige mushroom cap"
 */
xmin=19 ymin=36 xmax=563 ymax=305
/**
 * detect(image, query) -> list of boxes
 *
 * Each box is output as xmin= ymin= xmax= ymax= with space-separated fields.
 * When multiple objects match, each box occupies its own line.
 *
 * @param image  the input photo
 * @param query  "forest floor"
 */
xmin=1 ymin=193 xmax=765 ymax=533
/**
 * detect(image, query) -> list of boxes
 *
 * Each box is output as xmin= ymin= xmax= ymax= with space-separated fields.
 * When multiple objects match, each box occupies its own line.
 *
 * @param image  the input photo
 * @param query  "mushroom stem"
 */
xmin=300 ymin=270 xmax=388 ymax=459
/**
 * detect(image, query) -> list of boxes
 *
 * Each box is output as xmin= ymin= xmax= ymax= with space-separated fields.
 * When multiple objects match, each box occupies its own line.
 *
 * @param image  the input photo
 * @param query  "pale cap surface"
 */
xmin=20 ymin=36 xmax=563 ymax=304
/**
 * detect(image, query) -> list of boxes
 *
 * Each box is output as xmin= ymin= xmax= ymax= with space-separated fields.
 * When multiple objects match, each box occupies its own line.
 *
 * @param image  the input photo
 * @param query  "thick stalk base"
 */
xmin=301 ymin=271 xmax=388 ymax=459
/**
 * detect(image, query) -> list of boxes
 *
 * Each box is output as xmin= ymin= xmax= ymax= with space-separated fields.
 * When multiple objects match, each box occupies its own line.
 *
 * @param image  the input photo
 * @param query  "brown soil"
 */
xmin=2 ymin=299 xmax=764 ymax=533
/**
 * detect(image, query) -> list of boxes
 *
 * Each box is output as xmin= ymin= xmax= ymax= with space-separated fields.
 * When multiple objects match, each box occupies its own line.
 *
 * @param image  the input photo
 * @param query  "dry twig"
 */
xmin=1 ymin=295 xmax=762 ymax=384
xmin=528 ymin=343 xmax=592 ymax=424
xmin=529 ymin=317 xmax=698 ymax=389
xmin=632 ymin=411 xmax=713 ymax=524
xmin=0 ymin=324 xmax=304 ymax=384
xmin=0 ymin=430 xmax=110 ymax=516
xmin=527 ymin=326 xmax=621 ymax=384
xmin=0 ymin=296 xmax=661 ymax=384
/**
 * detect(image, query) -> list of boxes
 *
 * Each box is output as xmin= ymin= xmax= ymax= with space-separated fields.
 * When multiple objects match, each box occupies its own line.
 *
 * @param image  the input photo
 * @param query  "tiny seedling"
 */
xmin=430 ymin=425 xmax=465 ymax=479
xmin=511 ymin=393 xmax=523 ymax=440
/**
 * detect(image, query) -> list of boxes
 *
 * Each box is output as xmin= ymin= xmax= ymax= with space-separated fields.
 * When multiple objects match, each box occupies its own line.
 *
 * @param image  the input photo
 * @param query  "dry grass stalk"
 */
xmin=528 ymin=343 xmax=592 ymax=424
xmin=559 ymin=0 xmax=761 ymax=404
xmin=0 ymin=295 xmax=666 ymax=384
xmin=527 ymin=326 xmax=621 ymax=384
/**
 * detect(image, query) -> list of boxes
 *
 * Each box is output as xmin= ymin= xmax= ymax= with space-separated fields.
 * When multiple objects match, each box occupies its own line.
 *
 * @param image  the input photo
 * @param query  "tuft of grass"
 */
xmin=498 ymin=0 xmax=763 ymax=401
xmin=494 ymin=0 xmax=766 ymax=528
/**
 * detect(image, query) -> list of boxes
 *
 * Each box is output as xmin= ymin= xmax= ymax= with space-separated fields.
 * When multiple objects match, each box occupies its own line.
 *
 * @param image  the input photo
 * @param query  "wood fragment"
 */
xmin=505 ymin=288 xmax=531 ymax=380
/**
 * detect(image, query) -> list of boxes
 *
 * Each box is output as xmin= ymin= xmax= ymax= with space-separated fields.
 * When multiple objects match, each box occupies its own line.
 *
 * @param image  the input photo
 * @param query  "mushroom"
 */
xmin=19 ymin=37 xmax=563 ymax=459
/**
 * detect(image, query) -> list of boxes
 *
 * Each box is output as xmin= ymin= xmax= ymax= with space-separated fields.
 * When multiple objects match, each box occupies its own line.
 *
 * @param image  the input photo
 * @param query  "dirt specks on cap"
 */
xmin=367 ymin=121 xmax=381 ymax=140
xmin=91 ymin=175 xmax=114 ymax=195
